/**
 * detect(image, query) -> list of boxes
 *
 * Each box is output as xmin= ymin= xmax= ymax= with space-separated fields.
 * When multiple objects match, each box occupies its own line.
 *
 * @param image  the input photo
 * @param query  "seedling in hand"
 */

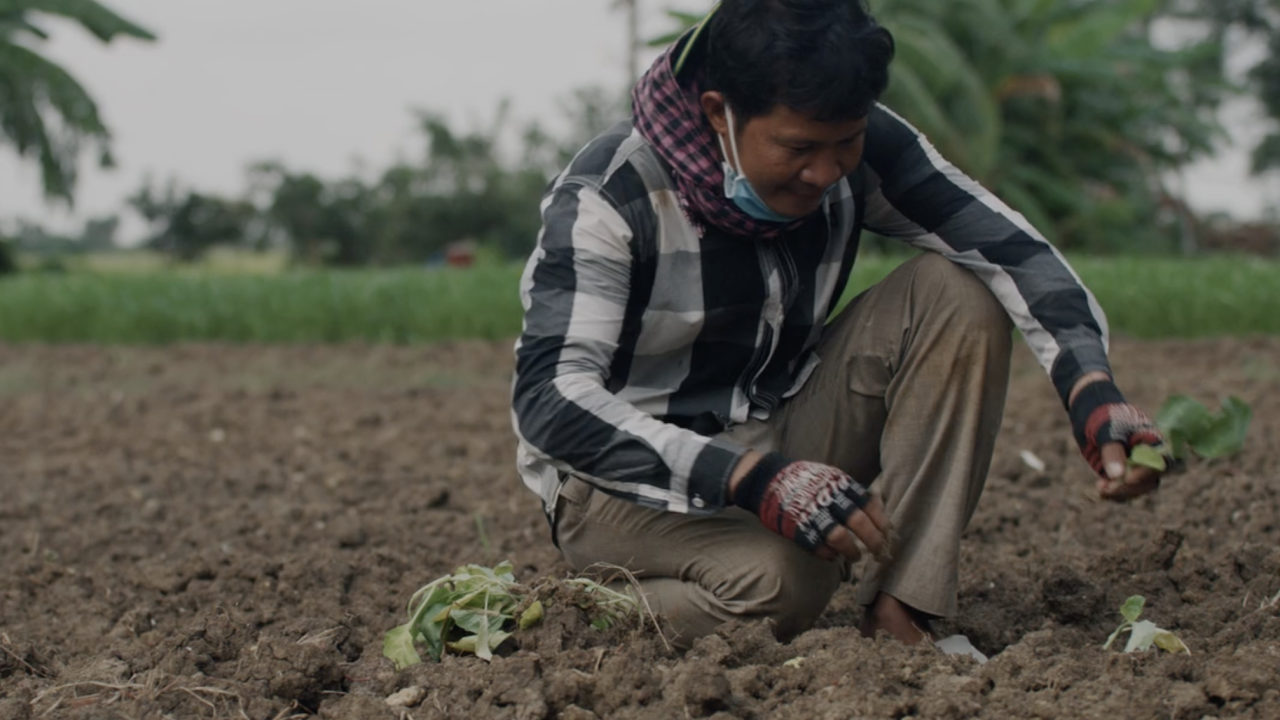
xmin=1128 ymin=396 xmax=1252 ymax=473
xmin=1103 ymin=595 xmax=1190 ymax=654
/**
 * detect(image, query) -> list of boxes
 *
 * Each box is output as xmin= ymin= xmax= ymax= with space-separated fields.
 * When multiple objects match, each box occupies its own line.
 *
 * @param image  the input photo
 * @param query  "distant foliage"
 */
xmin=130 ymin=180 xmax=257 ymax=263
xmin=140 ymin=90 xmax=630 ymax=267
xmin=1159 ymin=0 xmax=1280 ymax=175
xmin=0 ymin=238 xmax=16 ymax=276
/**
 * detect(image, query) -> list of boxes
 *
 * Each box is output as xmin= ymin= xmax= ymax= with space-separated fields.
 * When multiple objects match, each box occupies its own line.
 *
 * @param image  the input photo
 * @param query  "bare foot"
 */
xmin=859 ymin=592 xmax=935 ymax=645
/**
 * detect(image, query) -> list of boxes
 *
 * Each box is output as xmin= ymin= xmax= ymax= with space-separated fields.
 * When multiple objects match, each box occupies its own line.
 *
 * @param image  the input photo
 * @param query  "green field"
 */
xmin=0 ymin=255 xmax=1277 ymax=344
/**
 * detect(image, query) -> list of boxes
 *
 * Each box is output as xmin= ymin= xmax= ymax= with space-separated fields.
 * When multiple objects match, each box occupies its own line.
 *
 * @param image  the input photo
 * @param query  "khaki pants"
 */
xmin=555 ymin=253 xmax=1013 ymax=648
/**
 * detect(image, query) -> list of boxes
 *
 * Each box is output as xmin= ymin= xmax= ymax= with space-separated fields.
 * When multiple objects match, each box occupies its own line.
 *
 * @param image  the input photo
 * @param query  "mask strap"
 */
xmin=723 ymin=105 xmax=747 ymax=175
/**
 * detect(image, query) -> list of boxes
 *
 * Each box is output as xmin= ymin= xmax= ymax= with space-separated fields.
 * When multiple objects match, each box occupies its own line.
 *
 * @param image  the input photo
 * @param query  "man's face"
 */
xmin=702 ymin=92 xmax=868 ymax=219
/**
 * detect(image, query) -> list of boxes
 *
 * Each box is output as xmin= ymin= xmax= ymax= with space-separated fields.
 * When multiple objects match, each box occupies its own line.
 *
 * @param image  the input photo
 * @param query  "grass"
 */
xmin=0 ymin=265 xmax=523 ymax=344
xmin=0 ymin=255 xmax=1276 ymax=344
xmin=19 ymin=247 xmax=291 ymax=275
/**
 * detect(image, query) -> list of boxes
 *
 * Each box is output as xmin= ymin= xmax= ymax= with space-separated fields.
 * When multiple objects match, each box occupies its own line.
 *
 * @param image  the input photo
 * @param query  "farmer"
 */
xmin=511 ymin=0 xmax=1169 ymax=649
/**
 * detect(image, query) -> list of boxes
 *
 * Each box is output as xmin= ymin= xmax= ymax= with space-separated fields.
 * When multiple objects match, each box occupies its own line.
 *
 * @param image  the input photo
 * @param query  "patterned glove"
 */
xmin=1069 ymin=380 xmax=1170 ymax=478
xmin=732 ymin=452 xmax=872 ymax=551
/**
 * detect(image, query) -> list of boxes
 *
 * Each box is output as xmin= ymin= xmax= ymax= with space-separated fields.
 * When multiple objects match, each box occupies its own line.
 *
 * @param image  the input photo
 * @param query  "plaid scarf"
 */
xmin=631 ymin=43 xmax=806 ymax=240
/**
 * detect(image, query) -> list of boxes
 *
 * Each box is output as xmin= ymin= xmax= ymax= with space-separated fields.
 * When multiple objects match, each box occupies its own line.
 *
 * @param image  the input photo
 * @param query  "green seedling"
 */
xmin=1128 ymin=395 xmax=1252 ymax=473
xmin=1103 ymin=595 xmax=1190 ymax=654
xmin=384 ymin=561 xmax=521 ymax=668
xmin=383 ymin=562 xmax=639 ymax=669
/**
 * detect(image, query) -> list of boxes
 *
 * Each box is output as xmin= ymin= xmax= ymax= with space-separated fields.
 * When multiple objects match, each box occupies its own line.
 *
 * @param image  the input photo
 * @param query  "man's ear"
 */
xmin=701 ymin=91 xmax=729 ymax=136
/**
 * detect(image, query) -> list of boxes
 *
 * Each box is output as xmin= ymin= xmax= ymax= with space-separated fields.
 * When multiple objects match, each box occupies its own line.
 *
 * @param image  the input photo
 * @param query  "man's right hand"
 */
xmin=730 ymin=451 xmax=893 ymax=562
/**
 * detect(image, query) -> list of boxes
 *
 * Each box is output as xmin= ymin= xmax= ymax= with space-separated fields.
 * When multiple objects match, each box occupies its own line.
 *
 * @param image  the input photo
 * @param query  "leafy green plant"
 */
xmin=1129 ymin=395 xmax=1252 ymax=472
xmin=383 ymin=562 xmax=529 ymax=668
xmin=1103 ymin=596 xmax=1190 ymax=654
xmin=382 ymin=561 xmax=642 ymax=670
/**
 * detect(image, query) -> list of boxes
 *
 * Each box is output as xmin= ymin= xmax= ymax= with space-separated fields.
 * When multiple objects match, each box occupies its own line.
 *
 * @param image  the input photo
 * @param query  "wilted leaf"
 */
xmin=419 ymin=604 xmax=450 ymax=662
xmin=448 ymin=635 xmax=478 ymax=654
xmin=492 ymin=561 xmax=516 ymax=582
xmin=485 ymin=630 xmax=512 ymax=656
xmin=1152 ymin=629 xmax=1191 ymax=654
xmin=383 ymin=624 xmax=423 ymax=670
xmin=519 ymin=601 xmax=544 ymax=630
xmin=1124 ymin=619 xmax=1160 ymax=652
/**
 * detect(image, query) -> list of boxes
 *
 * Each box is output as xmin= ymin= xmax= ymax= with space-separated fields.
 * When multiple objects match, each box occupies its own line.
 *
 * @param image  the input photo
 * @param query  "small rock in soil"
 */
xmin=385 ymin=685 xmax=426 ymax=708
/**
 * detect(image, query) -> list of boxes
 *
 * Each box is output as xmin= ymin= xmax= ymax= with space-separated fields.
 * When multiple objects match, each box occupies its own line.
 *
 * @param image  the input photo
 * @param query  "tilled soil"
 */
xmin=0 ymin=338 xmax=1277 ymax=720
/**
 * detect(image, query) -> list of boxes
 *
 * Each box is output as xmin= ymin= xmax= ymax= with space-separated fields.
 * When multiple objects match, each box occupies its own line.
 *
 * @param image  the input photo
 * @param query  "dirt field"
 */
xmin=1 ymin=338 xmax=1277 ymax=720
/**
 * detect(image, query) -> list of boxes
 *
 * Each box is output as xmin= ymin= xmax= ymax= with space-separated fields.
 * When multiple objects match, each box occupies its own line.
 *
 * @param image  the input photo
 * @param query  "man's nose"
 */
xmin=800 ymin=152 xmax=845 ymax=189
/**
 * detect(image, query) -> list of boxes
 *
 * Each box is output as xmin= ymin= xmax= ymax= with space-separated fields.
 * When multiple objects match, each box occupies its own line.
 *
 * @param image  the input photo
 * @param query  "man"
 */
xmin=511 ymin=0 xmax=1169 ymax=648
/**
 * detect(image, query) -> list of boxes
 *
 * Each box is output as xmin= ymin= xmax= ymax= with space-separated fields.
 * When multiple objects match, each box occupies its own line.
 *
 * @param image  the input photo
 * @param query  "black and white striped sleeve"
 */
xmin=511 ymin=181 xmax=746 ymax=515
xmin=862 ymin=104 xmax=1112 ymax=406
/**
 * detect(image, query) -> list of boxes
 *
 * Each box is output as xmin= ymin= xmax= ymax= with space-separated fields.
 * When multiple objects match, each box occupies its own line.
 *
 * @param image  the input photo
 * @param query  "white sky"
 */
xmin=0 ymin=0 xmax=1275 ymax=242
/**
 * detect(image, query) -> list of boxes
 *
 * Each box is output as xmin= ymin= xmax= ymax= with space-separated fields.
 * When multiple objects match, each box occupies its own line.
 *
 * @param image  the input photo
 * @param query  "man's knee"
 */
xmin=908 ymin=253 xmax=1012 ymax=344
xmin=717 ymin=542 xmax=842 ymax=640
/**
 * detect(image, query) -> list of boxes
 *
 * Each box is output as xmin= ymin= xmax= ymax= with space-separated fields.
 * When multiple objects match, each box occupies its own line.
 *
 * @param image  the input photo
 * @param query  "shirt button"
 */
xmin=692 ymin=496 xmax=706 ymax=509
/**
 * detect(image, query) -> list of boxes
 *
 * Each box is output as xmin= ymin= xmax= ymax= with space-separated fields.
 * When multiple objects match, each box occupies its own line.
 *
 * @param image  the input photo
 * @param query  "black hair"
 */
xmin=704 ymin=0 xmax=895 ymax=123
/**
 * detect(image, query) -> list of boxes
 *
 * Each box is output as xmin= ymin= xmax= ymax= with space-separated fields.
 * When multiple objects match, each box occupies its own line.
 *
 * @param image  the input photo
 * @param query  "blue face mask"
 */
xmin=719 ymin=105 xmax=834 ymax=223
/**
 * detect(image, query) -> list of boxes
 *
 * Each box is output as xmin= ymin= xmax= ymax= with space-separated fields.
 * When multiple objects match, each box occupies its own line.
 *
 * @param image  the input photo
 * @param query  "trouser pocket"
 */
xmin=552 ymin=475 xmax=594 ymax=548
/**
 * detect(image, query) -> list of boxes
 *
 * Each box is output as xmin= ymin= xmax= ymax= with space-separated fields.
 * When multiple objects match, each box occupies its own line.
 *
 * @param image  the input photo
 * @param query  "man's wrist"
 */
xmin=728 ymin=450 xmax=764 ymax=503
xmin=730 ymin=452 xmax=791 ymax=514
xmin=1068 ymin=371 xmax=1113 ymax=408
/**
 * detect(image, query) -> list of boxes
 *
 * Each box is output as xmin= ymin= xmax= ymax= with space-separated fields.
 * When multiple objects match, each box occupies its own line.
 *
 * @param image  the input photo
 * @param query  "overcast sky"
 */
xmin=0 ymin=0 xmax=1275 ymax=241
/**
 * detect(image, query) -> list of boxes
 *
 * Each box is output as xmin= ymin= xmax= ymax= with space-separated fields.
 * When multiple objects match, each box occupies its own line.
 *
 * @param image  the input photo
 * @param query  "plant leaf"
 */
xmin=1125 ymin=619 xmax=1160 ymax=652
xmin=451 ymin=608 xmax=488 ymax=635
xmin=418 ymin=603 xmax=451 ymax=662
xmin=485 ymin=630 xmax=512 ymax=653
xmin=1152 ymin=629 xmax=1191 ymax=655
xmin=1129 ymin=444 xmax=1167 ymax=472
xmin=1189 ymin=397 xmax=1251 ymax=459
xmin=492 ymin=560 xmax=516 ymax=582
xmin=519 ymin=601 xmax=544 ymax=630
xmin=383 ymin=624 xmax=423 ymax=670
xmin=447 ymin=634 xmax=478 ymax=654
xmin=475 ymin=591 xmax=493 ymax=661
xmin=1157 ymin=396 xmax=1213 ymax=458
xmin=1120 ymin=595 xmax=1146 ymax=623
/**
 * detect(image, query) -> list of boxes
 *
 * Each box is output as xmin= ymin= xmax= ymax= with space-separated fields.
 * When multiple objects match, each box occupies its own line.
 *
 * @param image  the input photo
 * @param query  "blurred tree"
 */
xmin=0 ymin=0 xmax=155 ymax=204
xmin=136 ymin=88 xmax=630 ymax=268
xmin=1154 ymin=1 xmax=1280 ymax=172
xmin=0 ymin=236 xmax=15 ymax=275
xmin=250 ymin=163 xmax=373 ymax=266
xmin=79 ymin=214 xmax=118 ymax=250
xmin=7 ymin=218 xmax=76 ymax=253
xmin=130 ymin=179 xmax=254 ymax=262
xmin=249 ymin=105 xmax=556 ymax=266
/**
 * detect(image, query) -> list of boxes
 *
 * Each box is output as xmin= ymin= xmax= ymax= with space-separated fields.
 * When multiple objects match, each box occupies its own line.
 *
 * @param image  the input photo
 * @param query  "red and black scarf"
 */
xmin=630 ymin=37 xmax=806 ymax=240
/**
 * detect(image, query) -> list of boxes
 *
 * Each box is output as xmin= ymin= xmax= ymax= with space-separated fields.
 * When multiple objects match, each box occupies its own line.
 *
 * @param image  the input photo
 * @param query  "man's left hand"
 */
xmin=1069 ymin=374 xmax=1171 ymax=502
